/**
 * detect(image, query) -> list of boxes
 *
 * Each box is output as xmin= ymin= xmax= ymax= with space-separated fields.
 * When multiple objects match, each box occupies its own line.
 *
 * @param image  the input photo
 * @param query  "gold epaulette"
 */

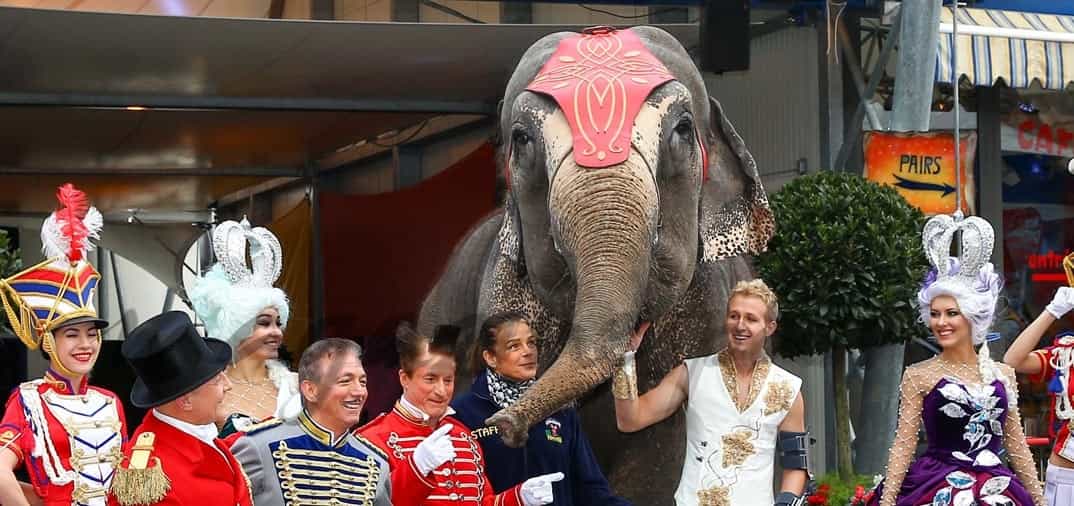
xmin=244 ymin=417 xmax=284 ymax=436
xmin=110 ymin=432 xmax=171 ymax=506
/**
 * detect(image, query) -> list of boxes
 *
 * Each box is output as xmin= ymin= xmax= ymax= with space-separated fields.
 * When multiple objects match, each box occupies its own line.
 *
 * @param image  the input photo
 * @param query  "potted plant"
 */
xmin=757 ymin=171 xmax=927 ymax=478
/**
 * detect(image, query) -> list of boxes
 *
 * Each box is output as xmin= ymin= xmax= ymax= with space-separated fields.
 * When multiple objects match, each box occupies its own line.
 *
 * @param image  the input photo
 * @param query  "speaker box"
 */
xmin=699 ymin=0 xmax=750 ymax=73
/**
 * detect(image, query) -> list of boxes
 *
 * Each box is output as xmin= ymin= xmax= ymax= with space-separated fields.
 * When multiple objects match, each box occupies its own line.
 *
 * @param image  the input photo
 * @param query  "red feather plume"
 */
xmin=55 ymin=184 xmax=90 ymax=262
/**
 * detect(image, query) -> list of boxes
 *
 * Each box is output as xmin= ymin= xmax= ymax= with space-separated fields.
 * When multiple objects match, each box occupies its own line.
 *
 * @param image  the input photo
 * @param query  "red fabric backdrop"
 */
xmin=321 ymin=142 xmax=497 ymax=419
xmin=321 ymin=142 xmax=497 ymax=338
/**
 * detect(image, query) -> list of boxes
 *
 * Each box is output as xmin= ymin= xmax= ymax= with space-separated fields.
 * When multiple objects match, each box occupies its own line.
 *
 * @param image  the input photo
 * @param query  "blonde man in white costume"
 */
xmin=613 ymin=279 xmax=808 ymax=506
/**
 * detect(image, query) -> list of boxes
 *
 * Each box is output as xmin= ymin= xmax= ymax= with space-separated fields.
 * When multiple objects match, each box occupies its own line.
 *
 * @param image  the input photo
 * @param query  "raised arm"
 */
xmin=1003 ymin=313 xmax=1054 ymax=376
xmin=878 ymin=367 xmax=926 ymax=506
xmin=612 ymin=322 xmax=688 ymax=433
xmin=1000 ymin=366 xmax=1045 ymax=506
xmin=614 ymin=360 xmax=688 ymax=433
xmin=1004 ymin=287 xmax=1074 ymax=375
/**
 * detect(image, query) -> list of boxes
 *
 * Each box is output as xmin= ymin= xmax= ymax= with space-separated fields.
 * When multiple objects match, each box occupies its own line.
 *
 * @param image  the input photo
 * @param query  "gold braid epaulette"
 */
xmin=353 ymin=432 xmax=389 ymax=462
xmin=243 ymin=417 xmax=284 ymax=436
xmin=110 ymin=432 xmax=171 ymax=506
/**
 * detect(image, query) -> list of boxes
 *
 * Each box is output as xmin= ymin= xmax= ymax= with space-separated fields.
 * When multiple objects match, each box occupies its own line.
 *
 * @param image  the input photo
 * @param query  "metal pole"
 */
xmin=940 ymin=23 xmax=1074 ymax=43
xmin=837 ymin=21 xmax=882 ymax=131
xmin=890 ymin=0 xmax=942 ymax=132
xmin=833 ymin=8 xmax=903 ymax=172
xmin=309 ymin=173 xmax=324 ymax=343
xmin=952 ymin=1 xmax=962 ymax=216
xmin=109 ymin=251 xmax=130 ymax=338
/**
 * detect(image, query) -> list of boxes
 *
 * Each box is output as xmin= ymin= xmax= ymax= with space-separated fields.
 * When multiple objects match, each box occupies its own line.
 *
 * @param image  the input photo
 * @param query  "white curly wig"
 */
xmin=188 ymin=264 xmax=290 ymax=354
xmin=916 ymin=256 xmax=1012 ymax=398
xmin=916 ymin=257 xmax=1003 ymax=346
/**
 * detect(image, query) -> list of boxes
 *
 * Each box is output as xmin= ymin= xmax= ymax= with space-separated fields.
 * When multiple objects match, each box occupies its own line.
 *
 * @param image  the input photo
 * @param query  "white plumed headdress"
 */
xmin=188 ymin=218 xmax=290 ymax=353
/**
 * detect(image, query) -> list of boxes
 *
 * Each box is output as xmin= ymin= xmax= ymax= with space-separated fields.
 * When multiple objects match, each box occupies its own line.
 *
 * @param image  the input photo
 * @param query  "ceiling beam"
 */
xmin=0 ymin=93 xmax=496 ymax=115
xmin=317 ymin=114 xmax=491 ymax=171
xmin=0 ymin=166 xmax=303 ymax=177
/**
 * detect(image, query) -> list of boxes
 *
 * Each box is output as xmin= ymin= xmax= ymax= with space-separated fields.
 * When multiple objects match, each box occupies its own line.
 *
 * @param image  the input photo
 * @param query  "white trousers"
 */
xmin=1046 ymin=464 xmax=1074 ymax=506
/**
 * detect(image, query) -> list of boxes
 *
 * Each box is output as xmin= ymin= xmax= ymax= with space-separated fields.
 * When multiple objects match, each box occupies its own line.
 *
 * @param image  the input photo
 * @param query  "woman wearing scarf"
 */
xmin=452 ymin=311 xmax=631 ymax=506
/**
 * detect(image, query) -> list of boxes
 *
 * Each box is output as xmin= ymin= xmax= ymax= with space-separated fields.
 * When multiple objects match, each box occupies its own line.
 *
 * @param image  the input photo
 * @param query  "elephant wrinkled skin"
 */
xmin=418 ymin=26 xmax=774 ymax=504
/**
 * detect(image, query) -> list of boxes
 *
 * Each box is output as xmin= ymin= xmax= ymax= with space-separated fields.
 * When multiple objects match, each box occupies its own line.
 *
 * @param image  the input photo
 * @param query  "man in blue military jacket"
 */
xmin=231 ymin=338 xmax=391 ymax=506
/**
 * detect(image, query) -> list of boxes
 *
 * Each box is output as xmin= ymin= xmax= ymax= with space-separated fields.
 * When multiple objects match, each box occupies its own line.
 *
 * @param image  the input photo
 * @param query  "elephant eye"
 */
xmin=674 ymin=117 xmax=694 ymax=136
xmin=512 ymin=128 xmax=531 ymax=147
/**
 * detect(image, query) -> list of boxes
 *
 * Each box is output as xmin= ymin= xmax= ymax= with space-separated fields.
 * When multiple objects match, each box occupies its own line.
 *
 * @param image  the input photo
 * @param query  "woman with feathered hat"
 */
xmin=0 ymin=184 xmax=127 ymax=506
xmin=186 ymin=218 xmax=300 ymax=436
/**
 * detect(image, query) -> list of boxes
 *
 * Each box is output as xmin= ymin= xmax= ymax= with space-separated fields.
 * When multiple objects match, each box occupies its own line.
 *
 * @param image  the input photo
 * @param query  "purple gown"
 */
xmin=869 ymin=377 xmax=1035 ymax=506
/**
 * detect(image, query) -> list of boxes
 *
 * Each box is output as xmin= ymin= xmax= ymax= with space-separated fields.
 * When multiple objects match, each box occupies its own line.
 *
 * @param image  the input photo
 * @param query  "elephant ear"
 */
xmin=496 ymin=196 xmax=522 ymax=263
xmin=493 ymin=96 xmax=523 ymax=265
xmin=698 ymin=96 xmax=775 ymax=262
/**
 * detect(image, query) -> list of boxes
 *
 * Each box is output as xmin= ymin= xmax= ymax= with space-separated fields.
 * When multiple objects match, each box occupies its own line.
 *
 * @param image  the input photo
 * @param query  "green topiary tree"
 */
xmin=0 ymin=229 xmax=22 ymax=334
xmin=756 ymin=171 xmax=927 ymax=479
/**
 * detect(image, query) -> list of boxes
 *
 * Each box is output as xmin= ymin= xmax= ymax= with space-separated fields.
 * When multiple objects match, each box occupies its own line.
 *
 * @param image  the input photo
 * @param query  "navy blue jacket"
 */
xmin=451 ymin=371 xmax=632 ymax=506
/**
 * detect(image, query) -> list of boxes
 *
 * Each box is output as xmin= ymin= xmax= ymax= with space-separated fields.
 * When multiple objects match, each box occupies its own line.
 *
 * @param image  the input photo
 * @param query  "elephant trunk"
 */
xmin=489 ymin=155 xmax=657 ymax=447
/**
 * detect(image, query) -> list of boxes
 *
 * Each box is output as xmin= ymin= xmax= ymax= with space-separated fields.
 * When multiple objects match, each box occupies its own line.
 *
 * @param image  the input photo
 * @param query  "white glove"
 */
xmin=413 ymin=423 xmax=455 ymax=476
xmin=520 ymin=472 xmax=564 ymax=506
xmin=1046 ymin=287 xmax=1074 ymax=319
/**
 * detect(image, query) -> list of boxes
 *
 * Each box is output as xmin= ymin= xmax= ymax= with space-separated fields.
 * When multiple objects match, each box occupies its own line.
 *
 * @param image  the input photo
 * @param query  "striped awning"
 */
xmin=937 ymin=7 xmax=1074 ymax=90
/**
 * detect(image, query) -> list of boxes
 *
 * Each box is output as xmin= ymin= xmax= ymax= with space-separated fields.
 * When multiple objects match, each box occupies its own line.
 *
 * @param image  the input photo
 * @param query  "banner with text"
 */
xmin=1001 ymin=118 xmax=1074 ymax=158
xmin=863 ymin=131 xmax=977 ymax=215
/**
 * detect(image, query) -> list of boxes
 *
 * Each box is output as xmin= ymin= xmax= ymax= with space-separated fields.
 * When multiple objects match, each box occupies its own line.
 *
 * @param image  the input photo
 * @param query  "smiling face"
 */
xmin=180 ymin=371 xmax=232 ymax=425
xmin=50 ymin=321 xmax=102 ymax=378
xmin=929 ymin=295 xmax=973 ymax=349
xmin=236 ymin=307 xmax=283 ymax=361
xmin=483 ymin=320 xmax=539 ymax=382
xmin=399 ymin=347 xmax=457 ymax=422
xmin=302 ymin=350 xmax=367 ymax=434
xmin=724 ymin=294 xmax=776 ymax=356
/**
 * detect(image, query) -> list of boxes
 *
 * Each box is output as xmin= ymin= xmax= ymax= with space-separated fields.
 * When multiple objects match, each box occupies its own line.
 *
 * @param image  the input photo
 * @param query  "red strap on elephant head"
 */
xmin=508 ymin=27 xmax=707 ymax=187
xmin=528 ymin=27 xmax=670 ymax=168
xmin=527 ymin=27 xmax=672 ymax=168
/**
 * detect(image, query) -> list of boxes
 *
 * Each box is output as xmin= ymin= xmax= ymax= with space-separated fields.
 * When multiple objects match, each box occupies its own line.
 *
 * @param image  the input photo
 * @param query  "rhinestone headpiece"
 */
xmin=211 ymin=217 xmax=283 ymax=289
xmin=921 ymin=211 xmax=995 ymax=288
xmin=189 ymin=217 xmax=289 ymax=349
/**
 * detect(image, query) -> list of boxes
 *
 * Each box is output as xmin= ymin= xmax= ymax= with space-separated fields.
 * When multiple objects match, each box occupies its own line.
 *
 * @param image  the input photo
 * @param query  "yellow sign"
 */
xmin=863 ymin=131 xmax=977 ymax=215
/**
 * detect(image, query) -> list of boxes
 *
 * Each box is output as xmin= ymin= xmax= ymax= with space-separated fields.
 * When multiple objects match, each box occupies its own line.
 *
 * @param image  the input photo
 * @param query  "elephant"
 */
xmin=417 ymin=26 xmax=774 ymax=504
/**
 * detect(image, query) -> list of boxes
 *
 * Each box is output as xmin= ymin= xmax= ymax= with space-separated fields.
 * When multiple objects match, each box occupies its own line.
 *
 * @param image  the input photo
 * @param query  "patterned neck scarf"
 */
xmin=485 ymin=369 xmax=536 ymax=409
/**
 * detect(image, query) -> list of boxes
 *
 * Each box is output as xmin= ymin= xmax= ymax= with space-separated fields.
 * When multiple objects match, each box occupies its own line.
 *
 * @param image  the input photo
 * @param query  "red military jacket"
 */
xmin=0 ymin=370 xmax=127 ymax=506
xmin=1032 ymin=334 xmax=1074 ymax=459
xmin=106 ymin=411 xmax=252 ymax=506
xmin=358 ymin=402 xmax=524 ymax=506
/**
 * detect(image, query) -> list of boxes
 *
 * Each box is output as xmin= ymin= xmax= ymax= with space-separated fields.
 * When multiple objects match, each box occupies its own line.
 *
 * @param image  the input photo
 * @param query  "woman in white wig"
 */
xmin=187 ymin=218 xmax=300 ymax=436
xmin=868 ymin=213 xmax=1043 ymax=506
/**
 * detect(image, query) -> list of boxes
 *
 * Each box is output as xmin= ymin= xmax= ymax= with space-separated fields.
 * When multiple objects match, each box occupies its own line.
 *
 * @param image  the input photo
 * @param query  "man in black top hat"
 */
xmin=107 ymin=311 xmax=254 ymax=506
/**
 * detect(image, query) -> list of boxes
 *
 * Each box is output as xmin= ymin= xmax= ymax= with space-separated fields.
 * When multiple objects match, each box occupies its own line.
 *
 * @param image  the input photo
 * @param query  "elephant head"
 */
xmin=487 ymin=26 xmax=773 ymax=446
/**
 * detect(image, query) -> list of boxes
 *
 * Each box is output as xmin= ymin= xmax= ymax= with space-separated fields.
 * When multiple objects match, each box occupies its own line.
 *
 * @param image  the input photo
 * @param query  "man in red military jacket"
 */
xmin=359 ymin=325 xmax=562 ymax=506
xmin=107 ymin=311 xmax=252 ymax=506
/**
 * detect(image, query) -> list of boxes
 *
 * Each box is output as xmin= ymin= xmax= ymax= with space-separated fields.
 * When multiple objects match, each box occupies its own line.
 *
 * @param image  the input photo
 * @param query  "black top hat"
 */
xmin=122 ymin=311 xmax=231 ymax=408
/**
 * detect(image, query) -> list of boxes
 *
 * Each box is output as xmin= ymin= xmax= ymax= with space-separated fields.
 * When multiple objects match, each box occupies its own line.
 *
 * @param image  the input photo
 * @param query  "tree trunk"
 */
xmin=854 ymin=343 xmax=905 ymax=475
xmin=832 ymin=344 xmax=854 ymax=479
